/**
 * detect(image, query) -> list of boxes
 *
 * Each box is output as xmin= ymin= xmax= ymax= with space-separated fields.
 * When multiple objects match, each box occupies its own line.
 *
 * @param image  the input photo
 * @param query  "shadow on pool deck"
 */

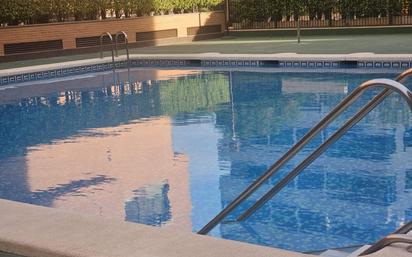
xmin=0 ymin=33 xmax=412 ymax=70
xmin=0 ymin=252 xmax=25 ymax=257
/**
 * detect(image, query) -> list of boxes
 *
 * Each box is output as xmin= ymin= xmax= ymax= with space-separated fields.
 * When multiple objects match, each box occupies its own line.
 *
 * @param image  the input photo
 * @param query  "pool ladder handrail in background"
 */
xmin=99 ymin=32 xmax=116 ymax=74
xmin=114 ymin=31 xmax=130 ymax=71
xmin=198 ymin=68 xmax=412 ymax=237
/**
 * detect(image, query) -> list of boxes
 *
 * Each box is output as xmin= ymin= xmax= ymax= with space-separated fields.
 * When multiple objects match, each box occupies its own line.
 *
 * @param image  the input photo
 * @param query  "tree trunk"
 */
xmin=101 ymin=9 xmax=107 ymax=19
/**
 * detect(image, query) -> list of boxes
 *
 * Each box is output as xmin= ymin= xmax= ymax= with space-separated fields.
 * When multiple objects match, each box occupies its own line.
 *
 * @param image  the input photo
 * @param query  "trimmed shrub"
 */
xmin=0 ymin=0 xmax=224 ymax=26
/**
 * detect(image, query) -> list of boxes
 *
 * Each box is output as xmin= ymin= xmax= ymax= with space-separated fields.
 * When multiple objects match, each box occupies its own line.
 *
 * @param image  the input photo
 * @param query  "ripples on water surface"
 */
xmin=0 ymin=69 xmax=412 ymax=252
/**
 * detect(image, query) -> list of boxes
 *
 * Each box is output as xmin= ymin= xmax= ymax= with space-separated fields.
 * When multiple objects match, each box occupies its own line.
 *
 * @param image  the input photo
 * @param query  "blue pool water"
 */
xmin=0 ymin=69 xmax=412 ymax=252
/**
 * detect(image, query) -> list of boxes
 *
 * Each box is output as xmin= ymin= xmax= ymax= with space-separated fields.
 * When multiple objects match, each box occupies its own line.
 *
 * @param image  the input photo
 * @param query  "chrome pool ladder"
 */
xmin=115 ymin=31 xmax=130 ymax=71
xmin=99 ymin=31 xmax=131 ymax=73
xmin=198 ymin=68 xmax=412 ymax=235
xmin=99 ymin=32 xmax=116 ymax=73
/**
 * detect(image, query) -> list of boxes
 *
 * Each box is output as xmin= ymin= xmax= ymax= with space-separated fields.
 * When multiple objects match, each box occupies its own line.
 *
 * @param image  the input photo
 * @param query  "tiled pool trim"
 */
xmin=1 ymin=58 xmax=412 ymax=86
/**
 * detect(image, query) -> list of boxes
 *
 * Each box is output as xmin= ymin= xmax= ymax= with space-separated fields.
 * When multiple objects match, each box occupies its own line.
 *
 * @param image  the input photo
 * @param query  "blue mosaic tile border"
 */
xmin=278 ymin=61 xmax=340 ymax=68
xmin=1 ymin=63 xmax=115 ymax=87
xmin=201 ymin=60 xmax=260 ymax=67
xmin=201 ymin=60 xmax=412 ymax=69
xmin=357 ymin=61 xmax=412 ymax=69
xmin=1 ymin=59 xmax=411 ymax=87
xmin=0 ymin=59 xmax=188 ymax=87
xmin=130 ymin=59 xmax=187 ymax=67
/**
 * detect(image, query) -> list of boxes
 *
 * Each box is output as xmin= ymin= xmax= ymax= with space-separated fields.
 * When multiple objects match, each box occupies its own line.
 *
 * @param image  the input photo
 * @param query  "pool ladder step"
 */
xmin=320 ymin=249 xmax=352 ymax=257
xmin=319 ymin=229 xmax=412 ymax=256
xmin=319 ymin=246 xmax=371 ymax=257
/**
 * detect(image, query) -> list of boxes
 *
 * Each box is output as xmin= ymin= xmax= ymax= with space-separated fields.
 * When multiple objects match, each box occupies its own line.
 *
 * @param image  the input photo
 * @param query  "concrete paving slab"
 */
xmin=0 ymin=200 xmax=313 ymax=257
xmin=1 ymin=33 xmax=412 ymax=70
xmin=1 ymin=53 xmax=411 ymax=77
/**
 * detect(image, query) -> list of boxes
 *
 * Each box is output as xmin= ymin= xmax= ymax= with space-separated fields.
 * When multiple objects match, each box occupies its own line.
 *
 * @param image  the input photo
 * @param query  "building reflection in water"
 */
xmin=21 ymin=117 xmax=191 ymax=230
xmin=0 ymin=70 xmax=215 ymax=232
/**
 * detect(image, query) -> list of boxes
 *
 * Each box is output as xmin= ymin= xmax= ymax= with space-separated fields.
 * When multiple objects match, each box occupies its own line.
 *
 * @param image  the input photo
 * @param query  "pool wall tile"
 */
xmin=0 ymin=57 xmax=410 ymax=86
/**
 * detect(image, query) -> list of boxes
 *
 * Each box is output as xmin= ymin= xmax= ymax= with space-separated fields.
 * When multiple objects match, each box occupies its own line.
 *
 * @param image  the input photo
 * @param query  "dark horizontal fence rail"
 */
xmin=230 ymin=16 xmax=412 ymax=30
xmin=228 ymin=0 xmax=412 ymax=30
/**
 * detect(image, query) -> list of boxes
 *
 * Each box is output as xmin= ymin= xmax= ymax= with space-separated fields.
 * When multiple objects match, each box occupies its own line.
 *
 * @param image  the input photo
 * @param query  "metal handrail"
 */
xmin=99 ymin=32 xmax=116 ymax=73
xmin=359 ymin=219 xmax=412 ymax=256
xmin=197 ymin=68 xmax=412 ymax=235
xmin=358 ymin=234 xmax=412 ymax=256
xmin=395 ymin=220 xmax=412 ymax=234
xmin=114 ymin=31 xmax=130 ymax=71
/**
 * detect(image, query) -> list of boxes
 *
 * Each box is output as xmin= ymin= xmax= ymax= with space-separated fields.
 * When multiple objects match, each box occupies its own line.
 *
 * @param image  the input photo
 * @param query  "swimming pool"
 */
xmin=0 ymin=69 xmax=411 ymax=253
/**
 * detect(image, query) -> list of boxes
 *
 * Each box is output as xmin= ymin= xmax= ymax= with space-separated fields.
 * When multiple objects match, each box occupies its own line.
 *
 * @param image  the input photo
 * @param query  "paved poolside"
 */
xmin=135 ymin=33 xmax=412 ymax=55
xmin=1 ymin=33 xmax=411 ymax=70
xmin=0 ymin=200 xmax=313 ymax=257
xmin=0 ymin=252 xmax=23 ymax=257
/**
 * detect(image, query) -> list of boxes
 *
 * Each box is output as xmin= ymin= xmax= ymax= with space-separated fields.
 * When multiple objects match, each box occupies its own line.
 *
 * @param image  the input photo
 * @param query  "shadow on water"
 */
xmin=0 ymin=71 xmax=227 ymax=227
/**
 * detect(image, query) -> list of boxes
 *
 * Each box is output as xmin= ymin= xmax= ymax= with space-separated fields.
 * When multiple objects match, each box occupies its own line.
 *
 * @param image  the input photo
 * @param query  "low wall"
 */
xmin=0 ymin=12 xmax=225 ymax=57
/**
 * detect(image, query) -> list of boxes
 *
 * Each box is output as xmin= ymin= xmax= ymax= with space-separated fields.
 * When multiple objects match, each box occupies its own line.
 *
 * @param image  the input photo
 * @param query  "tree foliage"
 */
xmin=0 ymin=0 xmax=224 ymax=25
xmin=229 ymin=0 xmax=409 ymax=23
xmin=1 ymin=0 xmax=410 ymax=26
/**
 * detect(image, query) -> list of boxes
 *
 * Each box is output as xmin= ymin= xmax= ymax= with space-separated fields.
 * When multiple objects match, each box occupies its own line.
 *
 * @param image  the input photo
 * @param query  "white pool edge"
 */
xmin=1 ymin=53 xmax=412 ymax=77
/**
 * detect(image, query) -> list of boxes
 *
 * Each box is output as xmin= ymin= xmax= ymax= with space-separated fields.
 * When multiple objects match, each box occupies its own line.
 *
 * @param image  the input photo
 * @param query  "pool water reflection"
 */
xmin=0 ymin=69 xmax=412 ymax=252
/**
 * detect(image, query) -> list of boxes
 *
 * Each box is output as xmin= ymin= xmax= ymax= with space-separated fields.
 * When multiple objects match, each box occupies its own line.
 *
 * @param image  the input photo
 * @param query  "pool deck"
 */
xmin=1 ymin=53 xmax=412 ymax=77
xmin=0 ymin=199 xmax=411 ymax=257
xmin=1 ymin=52 xmax=411 ymax=87
xmin=1 ymin=32 xmax=412 ymax=70
xmin=0 ymin=199 xmax=311 ymax=257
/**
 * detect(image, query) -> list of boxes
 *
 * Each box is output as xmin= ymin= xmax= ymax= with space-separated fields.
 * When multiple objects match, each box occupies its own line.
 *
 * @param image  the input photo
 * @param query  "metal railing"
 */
xmin=359 ymin=220 xmax=412 ymax=256
xmin=114 ymin=31 xmax=130 ymax=71
xmin=229 ymin=16 xmax=412 ymax=30
xmin=198 ymin=68 xmax=412 ymax=235
xmin=227 ymin=0 xmax=412 ymax=30
xmin=99 ymin=32 xmax=116 ymax=73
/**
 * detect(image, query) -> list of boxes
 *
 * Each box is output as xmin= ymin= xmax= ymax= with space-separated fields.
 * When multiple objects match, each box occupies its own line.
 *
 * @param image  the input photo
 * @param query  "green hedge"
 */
xmin=229 ymin=0 xmax=409 ymax=23
xmin=0 ymin=0 xmax=224 ymax=26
